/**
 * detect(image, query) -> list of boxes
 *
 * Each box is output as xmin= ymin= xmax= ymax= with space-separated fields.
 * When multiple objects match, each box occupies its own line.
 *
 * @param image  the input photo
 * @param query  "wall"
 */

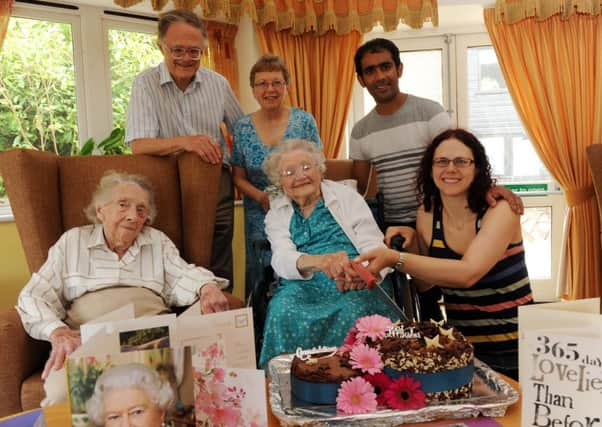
xmin=0 ymin=222 xmax=30 ymax=310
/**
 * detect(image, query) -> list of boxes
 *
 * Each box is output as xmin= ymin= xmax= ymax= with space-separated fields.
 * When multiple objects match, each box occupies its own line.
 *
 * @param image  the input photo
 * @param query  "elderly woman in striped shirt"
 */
xmin=357 ymin=128 xmax=533 ymax=380
xmin=17 ymin=171 xmax=229 ymax=405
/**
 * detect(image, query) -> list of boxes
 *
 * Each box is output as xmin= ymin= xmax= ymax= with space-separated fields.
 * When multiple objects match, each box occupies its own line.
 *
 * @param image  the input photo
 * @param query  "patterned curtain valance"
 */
xmin=112 ymin=0 xmax=439 ymax=34
xmin=493 ymin=0 xmax=601 ymax=24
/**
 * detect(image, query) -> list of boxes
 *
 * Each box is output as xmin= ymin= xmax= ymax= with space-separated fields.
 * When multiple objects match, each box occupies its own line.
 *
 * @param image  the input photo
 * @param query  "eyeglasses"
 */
xmin=254 ymin=80 xmax=285 ymax=90
xmin=162 ymin=44 xmax=203 ymax=60
xmin=433 ymin=157 xmax=475 ymax=168
xmin=280 ymin=162 xmax=316 ymax=178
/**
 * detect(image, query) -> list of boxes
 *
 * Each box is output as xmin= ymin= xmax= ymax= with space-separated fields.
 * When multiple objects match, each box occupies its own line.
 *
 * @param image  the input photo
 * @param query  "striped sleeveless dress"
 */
xmin=428 ymin=201 xmax=533 ymax=379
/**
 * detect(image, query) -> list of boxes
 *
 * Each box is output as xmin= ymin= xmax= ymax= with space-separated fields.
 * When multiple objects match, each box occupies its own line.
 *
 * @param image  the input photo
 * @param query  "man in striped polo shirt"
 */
xmin=350 ymin=38 xmax=451 ymax=319
xmin=125 ymin=9 xmax=243 ymax=289
xmin=350 ymin=38 xmax=451 ymax=230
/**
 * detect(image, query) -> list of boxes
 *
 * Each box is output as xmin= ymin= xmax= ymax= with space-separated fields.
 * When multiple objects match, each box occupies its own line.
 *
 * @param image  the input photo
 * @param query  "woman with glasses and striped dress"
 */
xmin=357 ymin=128 xmax=533 ymax=380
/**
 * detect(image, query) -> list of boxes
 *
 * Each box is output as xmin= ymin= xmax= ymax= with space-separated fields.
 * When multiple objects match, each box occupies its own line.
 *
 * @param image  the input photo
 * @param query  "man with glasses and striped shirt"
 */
xmin=125 ymin=9 xmax=243 ymax=289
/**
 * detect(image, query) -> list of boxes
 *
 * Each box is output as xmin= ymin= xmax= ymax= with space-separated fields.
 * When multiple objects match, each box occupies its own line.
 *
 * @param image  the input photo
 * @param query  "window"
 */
xmin=0 ymin=8 xmax=82 ymax=214
xmin=0 ymin=3 xmax=159 ymax=220
xmin=106 ymin=22 xmax=162 ymax=129
xmin=349 ymin=32 xmax=565 ymax=300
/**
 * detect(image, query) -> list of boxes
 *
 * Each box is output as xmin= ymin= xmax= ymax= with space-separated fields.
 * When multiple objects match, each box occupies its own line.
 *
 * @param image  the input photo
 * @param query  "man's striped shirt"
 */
xmin=349 ymin=95 xmax=451 ymax=224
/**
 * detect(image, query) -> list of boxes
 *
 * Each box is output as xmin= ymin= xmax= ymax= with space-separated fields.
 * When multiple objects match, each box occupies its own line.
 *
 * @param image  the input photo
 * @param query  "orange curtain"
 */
xmin=493 ymin=0 xmax=601 ymax=24
xmin=113 ymin=1 xmax=439 ymax=32
xmin=0 ymin=0 xmax=12 ymax=50
xmin=484 ymin=9 xmax=602 ymax=299
xmin=204 ymin=21 xmax=240 ymax=98
xmin=256 ymin=24 xmax=361 ymax=159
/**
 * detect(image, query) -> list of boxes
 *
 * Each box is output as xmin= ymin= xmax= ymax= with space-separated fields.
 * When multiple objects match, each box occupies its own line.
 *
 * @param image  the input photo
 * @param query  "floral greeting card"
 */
xmin=192 ymin=340 xmax=267 ymax=427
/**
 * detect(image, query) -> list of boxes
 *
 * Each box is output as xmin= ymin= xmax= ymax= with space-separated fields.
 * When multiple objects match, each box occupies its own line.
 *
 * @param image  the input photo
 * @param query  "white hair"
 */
xmin=85 ymin=363 xmax=174 ymax=426
xmin=83 ymin=171 xmax=157 ymax=225
xmin=262 ymin=139 xmax=326 ymax=187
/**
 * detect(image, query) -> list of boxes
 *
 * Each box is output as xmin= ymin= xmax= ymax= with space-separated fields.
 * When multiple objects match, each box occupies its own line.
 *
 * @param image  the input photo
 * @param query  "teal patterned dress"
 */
xmin=259 ymin=200 xmax=400 ymax=367
xmin=231 ymin=108 xmax=321 ymax=299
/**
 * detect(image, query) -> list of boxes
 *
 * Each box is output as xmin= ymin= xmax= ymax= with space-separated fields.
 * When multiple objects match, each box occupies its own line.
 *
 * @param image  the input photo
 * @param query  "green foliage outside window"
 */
xmin=0 ymin=19 xmax=163 ymax=199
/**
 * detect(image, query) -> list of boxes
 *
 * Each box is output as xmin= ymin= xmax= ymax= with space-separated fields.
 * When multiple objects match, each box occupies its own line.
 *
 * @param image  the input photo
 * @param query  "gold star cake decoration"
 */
xmin=424 ymin=334 xmax=444 ymax=349
xmin=439 ymin=327 xmax=456 ymax=341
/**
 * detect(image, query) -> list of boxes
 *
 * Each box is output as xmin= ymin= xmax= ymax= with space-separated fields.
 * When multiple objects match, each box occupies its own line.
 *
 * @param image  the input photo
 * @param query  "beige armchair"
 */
xmin=0 ymin=149 xmax=242 ymax=416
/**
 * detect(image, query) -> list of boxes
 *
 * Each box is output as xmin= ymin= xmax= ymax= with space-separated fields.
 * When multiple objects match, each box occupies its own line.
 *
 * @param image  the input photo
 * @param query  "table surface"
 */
xmin=42 ymin=377 xmax=521 ymax=426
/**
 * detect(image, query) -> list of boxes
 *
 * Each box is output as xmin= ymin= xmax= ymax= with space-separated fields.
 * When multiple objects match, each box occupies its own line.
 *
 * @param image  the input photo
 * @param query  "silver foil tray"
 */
xmin=268 ymin=354 xmax=519 ymax=426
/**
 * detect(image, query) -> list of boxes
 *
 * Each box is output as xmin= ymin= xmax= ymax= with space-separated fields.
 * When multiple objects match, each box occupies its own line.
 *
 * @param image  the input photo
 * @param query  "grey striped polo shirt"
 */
xmin=350 ymin=95 xmax=451 ymax=224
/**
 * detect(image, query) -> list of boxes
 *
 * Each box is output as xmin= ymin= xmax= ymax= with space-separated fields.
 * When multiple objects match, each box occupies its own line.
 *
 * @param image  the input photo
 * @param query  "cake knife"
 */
xmin=351 ymin=262 xmax=408 ymax=322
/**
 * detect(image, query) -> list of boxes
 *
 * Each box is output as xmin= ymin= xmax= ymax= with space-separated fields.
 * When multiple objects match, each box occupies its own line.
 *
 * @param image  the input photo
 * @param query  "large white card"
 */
xmin=176 ymin=306 xmax=256 ymax=369
xmin=519 ymin=298 xmax=602 ymax=426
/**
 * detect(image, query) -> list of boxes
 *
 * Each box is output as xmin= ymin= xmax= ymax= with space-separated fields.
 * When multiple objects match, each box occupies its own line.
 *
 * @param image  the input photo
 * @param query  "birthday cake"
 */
xmin=290 ymin=316 xmax=474 ymax=413
xmin=377 ymin=320 xmax=474 ymax=401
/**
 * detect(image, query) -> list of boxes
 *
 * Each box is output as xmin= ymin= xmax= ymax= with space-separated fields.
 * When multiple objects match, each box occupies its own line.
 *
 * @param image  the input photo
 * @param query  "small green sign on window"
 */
xmin=504 ymin=183 xmax=549 ymax=193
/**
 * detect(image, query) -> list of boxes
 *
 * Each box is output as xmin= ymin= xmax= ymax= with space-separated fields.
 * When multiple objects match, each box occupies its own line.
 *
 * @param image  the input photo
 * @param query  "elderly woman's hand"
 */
xmin=199 ymin=283 xmax=229 ymax=314
xmin=42 ymin=326 xmax=81 ymax=380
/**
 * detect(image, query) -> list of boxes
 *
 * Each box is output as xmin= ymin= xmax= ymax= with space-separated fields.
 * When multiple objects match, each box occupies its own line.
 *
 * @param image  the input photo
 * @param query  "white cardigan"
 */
xmin=265 ymin=179 xmax=389 ymax=280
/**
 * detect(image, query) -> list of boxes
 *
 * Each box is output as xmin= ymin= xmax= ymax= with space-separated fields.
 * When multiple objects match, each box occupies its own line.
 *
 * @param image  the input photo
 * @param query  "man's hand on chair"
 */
xmin=199 ymin=282 xmax=229 ymax=314
xmin=42 ymin=326 xmax=81 ymax=380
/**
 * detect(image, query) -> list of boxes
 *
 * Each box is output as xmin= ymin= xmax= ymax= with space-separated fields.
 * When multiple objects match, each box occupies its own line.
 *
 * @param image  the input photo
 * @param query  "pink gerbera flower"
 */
xmin=363 ymin=372 xmax=393 ymax=406
xmin=355 ymin=315 xmax=393 ymax=341
xmin=349 ymin=344 xmax=383 ymax=374
xmin=383 ymin=376 xmax=426 ymax=410
xmin=336 ymin=377 xmax=378 ymax=415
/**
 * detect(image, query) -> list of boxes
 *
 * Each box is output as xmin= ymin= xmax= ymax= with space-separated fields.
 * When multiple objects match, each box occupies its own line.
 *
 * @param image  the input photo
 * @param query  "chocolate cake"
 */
xmin=291 ymin=352 xmax=359 ymax=383
xmin=376 ymin=320 xmax=474 ymax=401
xmin=290 ymin=350 xmax=359 ymax=404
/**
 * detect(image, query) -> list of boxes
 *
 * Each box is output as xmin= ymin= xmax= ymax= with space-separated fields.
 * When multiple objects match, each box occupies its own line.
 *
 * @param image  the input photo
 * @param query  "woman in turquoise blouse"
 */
xmin=231 ymin=55 xmax=322 ymax=300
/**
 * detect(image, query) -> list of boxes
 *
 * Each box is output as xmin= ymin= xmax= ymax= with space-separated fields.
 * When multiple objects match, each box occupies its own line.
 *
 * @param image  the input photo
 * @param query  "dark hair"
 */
xmin=158 ymin=9 xmax=207 ymax=42
xmin=354 ymin=38 xmax=401 ymax=77
xmin=417 ymin=128 xmax=494 ymax=214
xmin=249 ymin=54 xmax=290 ymax=86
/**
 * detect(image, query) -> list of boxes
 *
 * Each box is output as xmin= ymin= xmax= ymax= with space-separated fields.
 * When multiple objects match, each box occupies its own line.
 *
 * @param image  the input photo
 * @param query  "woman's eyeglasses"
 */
xmin=433 ymin=157 xmax=475 ymax=168
xmin=280 ymin=163 xmax=315 ymax=178
xmin=254 ymin=80 xmax=285 ymax=90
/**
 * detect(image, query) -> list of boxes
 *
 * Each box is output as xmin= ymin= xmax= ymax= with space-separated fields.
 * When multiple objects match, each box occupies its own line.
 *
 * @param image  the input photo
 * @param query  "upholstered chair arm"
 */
xmin=0 ymin=308 xmax=49 ymax=417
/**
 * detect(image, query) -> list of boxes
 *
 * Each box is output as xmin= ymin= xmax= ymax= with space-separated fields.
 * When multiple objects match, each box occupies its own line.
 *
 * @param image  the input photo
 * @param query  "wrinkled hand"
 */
xmin=384 ymin=226 xmax=415 ymax=248
xmin=354 ymin=247 xmax=400 ymax=276
xmin=315 ymin=251 xmax=355 ymax=280
xmin=42 ymin=327 xmax=81 ymax=380
xmin=199 ymin=283 xmax=229 ymax=314
xmin=183 ymin=135 xmax=223 ymax=165
xmin=258 ymin=192 xmax=270 ymax=213
xmin=486 ymin=185 xmax=524 ymax=215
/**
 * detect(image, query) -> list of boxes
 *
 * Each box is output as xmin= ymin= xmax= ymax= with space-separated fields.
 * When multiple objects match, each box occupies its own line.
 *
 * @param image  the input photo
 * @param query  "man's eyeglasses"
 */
xmin=280 ymin=163 xmax=316 ymax=178
xmin=254 ymin=80 xmax=285 ymax=90
xmin=433 ymin=157 xmax=475 ymax=168
xmin=162 ymin=44 xmax=203 ymax=60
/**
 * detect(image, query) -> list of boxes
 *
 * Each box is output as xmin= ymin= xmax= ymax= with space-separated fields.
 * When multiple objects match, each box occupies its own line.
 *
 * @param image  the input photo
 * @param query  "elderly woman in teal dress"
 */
xmin=259 ymin=139 xmax=399 ymax=367
xmin=231 ymin=54 xmax=322 ymax=299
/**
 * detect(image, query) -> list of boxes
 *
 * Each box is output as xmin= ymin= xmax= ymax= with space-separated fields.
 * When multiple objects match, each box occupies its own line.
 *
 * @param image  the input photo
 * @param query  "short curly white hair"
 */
xmin=262 ymin=139 xmax=326 ymax=187
xmin=85 ymin=363 xmax=174 ymax=426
